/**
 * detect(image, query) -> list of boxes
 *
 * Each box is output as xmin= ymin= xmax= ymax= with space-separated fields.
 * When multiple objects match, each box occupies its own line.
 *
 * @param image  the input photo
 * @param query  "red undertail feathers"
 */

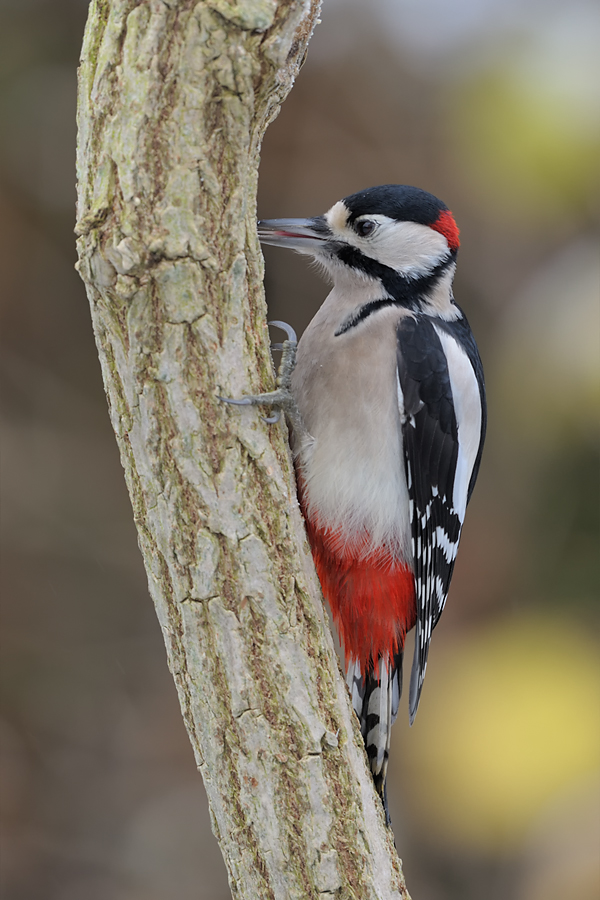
xmin=303 ymin=511 xmax=417 ymax=672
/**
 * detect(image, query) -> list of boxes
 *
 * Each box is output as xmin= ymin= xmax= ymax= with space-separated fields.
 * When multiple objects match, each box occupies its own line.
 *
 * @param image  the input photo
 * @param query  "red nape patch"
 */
xmin=431 ymin=209 xmax=460 ymax=252
xmin=304 ymin=514 xmax=417 ymax=672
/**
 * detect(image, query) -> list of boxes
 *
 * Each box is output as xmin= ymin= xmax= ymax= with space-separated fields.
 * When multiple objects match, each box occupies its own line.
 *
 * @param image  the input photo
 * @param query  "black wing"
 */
xmin=397 ymin=315 xmax=479 ymax=723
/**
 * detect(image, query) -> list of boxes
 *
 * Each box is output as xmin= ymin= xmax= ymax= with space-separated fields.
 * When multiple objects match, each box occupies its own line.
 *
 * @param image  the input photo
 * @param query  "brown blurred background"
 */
xmin=1 ymin=2 xmax=599 ymax=898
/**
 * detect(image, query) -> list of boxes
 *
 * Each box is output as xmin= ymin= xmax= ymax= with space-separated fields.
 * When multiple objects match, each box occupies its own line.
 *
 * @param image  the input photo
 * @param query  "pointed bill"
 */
xmin=257 ymin=216 xmax=331 ymax=253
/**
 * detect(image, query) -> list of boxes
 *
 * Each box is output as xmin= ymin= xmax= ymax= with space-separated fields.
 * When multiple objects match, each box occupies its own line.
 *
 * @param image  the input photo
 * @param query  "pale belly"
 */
xmin=291 ymin=300 xmax=413 ymax=564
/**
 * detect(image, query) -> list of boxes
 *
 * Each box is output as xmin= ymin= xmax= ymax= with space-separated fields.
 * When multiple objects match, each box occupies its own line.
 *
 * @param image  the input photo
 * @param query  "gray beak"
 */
xmin=257 ymin=216 xmax=331 ymax=253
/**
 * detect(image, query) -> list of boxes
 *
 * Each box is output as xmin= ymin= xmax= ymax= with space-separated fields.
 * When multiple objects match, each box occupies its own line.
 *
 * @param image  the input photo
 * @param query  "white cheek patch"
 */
xmin=326 ymin=212 xmax=450 ymax=278
xmin=366 ymin=220 xmax=449 ymax=276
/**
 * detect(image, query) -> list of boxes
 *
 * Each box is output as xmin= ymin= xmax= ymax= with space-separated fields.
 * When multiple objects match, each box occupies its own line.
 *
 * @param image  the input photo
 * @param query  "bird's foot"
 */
xmin=220 ymin=321 xmax=305 ymax=436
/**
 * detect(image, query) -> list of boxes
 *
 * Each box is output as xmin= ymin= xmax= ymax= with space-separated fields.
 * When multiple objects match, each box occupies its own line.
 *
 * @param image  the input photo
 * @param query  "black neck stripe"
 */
xmin=334 ymin=252 xmax=456 ymax=336
xmin=335 ymin=298 xmax=402 ymax=335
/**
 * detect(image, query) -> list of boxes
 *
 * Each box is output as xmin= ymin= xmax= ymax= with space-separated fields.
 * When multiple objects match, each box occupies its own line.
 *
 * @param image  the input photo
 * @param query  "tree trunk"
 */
xmin=75 ymin=2 xmax=410 ymax=897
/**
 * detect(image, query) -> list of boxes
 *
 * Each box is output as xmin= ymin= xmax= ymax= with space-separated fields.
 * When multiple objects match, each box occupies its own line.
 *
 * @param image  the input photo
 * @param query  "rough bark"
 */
xmin=75 ymin=2 xmax=410 ymax=897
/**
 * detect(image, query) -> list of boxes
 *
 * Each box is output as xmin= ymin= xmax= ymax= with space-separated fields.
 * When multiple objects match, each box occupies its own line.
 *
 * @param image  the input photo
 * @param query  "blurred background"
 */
xmin=1 ymin=1 xmax=598 ymax=898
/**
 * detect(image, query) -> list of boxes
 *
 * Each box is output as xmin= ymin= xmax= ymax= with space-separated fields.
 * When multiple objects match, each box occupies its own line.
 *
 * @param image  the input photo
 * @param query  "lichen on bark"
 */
xmin=76 ymin=1 xmax=411 ymax=896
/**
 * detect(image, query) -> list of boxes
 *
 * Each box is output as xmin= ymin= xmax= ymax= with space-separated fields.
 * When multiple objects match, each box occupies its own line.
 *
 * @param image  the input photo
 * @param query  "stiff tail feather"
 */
xmin=346 ymin=651 xmax=403 ymax=825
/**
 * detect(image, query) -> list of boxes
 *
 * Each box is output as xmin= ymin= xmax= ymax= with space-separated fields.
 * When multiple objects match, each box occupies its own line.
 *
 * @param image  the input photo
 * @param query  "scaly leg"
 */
xmin=220 ymin=321 xmax=307 ymax=440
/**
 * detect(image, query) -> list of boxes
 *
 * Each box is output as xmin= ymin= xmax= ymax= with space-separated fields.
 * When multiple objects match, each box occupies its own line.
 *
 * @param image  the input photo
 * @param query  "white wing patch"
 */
xmin=434 ymin=326 xmax=482 ymax=522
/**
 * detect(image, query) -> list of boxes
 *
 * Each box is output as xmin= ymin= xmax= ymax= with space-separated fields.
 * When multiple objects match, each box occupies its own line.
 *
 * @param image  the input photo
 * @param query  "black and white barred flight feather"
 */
xmin=346 ymin=652 xmax=403 ymax=824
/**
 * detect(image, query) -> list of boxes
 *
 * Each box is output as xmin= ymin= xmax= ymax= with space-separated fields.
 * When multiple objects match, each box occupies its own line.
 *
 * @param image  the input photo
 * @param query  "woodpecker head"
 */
xmin=258 ymin=185 xmax=460 ymax=293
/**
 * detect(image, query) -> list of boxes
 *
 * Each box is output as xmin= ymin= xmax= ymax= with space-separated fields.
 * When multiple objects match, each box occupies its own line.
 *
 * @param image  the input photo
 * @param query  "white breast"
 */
xmin=291 ymin=287 xmax=413 ymax=563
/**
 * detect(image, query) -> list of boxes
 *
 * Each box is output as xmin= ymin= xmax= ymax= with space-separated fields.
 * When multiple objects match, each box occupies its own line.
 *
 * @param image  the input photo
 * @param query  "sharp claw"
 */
xmin=262 ymin=410 xmax=281 ymax=424
xmin=268 ymin=320 xmax=297 ymax=343
xmin=218 ymin=396 xmax=253 ymax=406
xmin=219 ymin=322 xmax=300 ymax=430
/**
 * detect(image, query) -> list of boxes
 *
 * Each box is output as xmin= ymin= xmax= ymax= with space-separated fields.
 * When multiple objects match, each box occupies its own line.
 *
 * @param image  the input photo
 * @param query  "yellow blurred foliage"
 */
xmin=401 ymin=615 xmax=600 ymax=852
xmin=451 ymin=63 xmax=600 ymax=221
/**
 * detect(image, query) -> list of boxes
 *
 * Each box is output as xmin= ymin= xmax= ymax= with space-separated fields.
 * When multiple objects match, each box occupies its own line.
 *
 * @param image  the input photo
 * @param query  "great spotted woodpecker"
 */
xmin=223 ymin=184 xmax=486 ymax=822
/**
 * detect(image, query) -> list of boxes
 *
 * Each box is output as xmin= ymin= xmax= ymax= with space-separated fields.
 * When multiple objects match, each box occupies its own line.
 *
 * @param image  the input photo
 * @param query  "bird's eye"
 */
xmin=356 ymin=219 xmax=376 ymax=237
